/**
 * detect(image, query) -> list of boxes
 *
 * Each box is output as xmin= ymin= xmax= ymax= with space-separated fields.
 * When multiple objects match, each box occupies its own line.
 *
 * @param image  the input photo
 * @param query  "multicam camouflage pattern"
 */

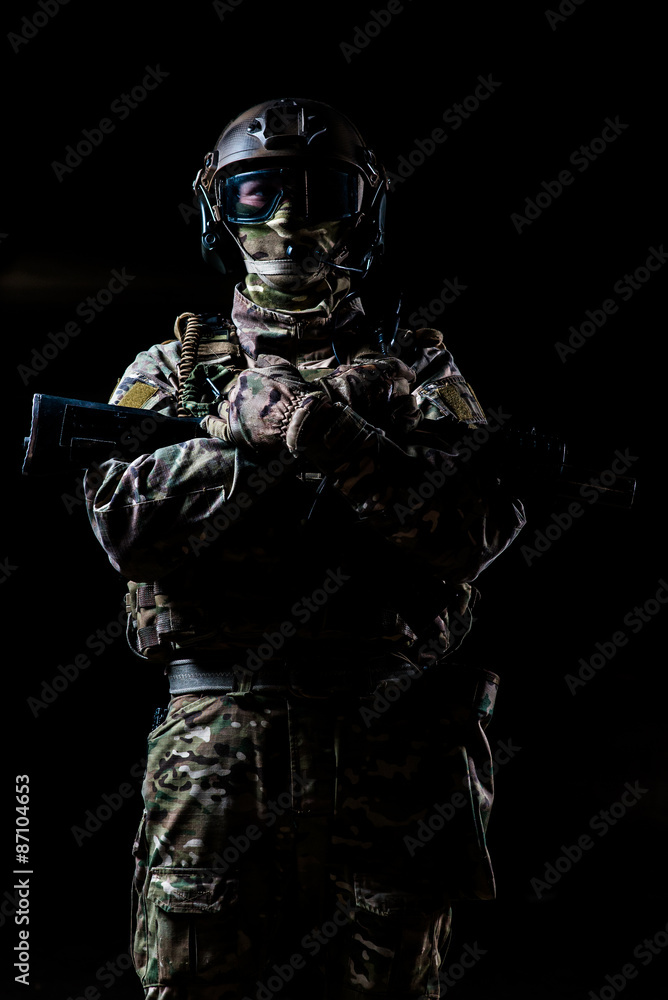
xmin=241 ymin=267 xmax=350 ymax=315
xmin=132 ymin=660 xmax=498 ymax=997
xmin=85 ymin=283 xmax=524 ymax=997
xmin=236 ymin=203 xmax=353 ymax=303
xmin=86 ymin=284 xmax=524 ymax=656
xmin=232 ymin=282 xmax=362 ymax=364
xmin=179 ymin=361 xmax=241 ymax=420
xmin=317 ymin=356 xmax=421 ymax=435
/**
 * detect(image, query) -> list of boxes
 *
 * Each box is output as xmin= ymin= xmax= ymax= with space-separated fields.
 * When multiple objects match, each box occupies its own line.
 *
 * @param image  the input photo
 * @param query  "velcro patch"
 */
xmin=117 ymin=381 xmax=159 ymax=409
xmin=421 ymin=375 xmax=487 ymax=425
xmin=196 ymin=341 xmax=241 ymax=360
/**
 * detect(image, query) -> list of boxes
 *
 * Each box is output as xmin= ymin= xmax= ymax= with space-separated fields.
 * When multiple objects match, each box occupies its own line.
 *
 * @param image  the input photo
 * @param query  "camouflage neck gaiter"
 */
xmin=241 ymin=269 xmax=351 ymax=315
xmin=230 ymin=283 xmax=367 ymax=366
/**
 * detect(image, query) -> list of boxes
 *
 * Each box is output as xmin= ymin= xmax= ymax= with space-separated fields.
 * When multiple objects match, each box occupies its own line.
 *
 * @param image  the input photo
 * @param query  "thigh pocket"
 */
xmin=140 ymin=867 xmax=238 ymax=987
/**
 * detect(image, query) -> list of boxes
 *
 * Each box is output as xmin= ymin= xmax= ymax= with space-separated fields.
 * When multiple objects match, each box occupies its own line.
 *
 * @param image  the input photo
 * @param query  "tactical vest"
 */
xmin=121 ymin=316 xmax=484 ymax=662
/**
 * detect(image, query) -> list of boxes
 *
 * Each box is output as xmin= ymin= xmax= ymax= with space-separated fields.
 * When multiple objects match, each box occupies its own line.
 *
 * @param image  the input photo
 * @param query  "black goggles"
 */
xmin=218 ymin=166 xmax=362 ymax=225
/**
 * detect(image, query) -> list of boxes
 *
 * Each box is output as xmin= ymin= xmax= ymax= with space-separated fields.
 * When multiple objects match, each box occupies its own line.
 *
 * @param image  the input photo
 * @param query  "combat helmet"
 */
xmin=193 ymin=97 xmax=388 ymax=281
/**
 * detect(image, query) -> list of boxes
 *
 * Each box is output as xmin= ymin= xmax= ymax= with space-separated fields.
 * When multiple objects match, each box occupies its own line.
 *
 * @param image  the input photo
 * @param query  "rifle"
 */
xmin=22 ymin=394 xmax=205 ymax=477
xmin=21 ymin=393 xmax=636 ymax=509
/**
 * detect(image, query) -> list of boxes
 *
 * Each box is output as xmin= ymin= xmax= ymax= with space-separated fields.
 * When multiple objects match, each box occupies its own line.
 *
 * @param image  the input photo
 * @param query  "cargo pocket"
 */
xmin=421 ymin=666 xmax=500 ymax=902
xmin=142 ymin=867 xmax=238 ymax=987
xmin=472 ymin=668 xmax=499 ymax=732
xmin=449 ymin=741 xmax=497 ymax=901
xmin=467 ymin=669 xmax=499 ymax=883
xmin=346 ymin=874 xmax=451 ymax=997
xmin=457 ymin=668 xmax=500 ymax=901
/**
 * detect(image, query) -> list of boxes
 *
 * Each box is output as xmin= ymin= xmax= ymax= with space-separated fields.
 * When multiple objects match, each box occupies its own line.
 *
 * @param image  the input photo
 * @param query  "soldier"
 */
xmin=85 ymin=97 xmax=527 ymax=999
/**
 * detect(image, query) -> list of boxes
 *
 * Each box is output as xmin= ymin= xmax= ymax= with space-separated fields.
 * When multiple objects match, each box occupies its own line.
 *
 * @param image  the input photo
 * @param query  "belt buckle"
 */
xmin=296 ymin=471 xmax=324 ymax=482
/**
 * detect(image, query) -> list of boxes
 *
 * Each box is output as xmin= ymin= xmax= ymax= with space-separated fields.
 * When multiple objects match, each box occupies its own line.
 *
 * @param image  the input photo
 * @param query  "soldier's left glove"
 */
xmin=319 ymin=357 xmax=422 ymax=434
xmin=206 ymin=356 xmax=308 ymax=454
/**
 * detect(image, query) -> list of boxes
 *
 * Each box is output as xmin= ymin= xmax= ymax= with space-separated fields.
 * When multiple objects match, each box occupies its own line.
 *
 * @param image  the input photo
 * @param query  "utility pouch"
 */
xmin=125 ymin=581 xmax=216 ymax=658
xmin=179 ymin=361 xmax=241 ymax=418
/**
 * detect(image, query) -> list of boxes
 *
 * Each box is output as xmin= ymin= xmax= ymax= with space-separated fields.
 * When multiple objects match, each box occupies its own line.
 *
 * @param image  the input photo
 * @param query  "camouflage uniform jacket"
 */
xmin=85 ymin=284 xmax=526 ymax=669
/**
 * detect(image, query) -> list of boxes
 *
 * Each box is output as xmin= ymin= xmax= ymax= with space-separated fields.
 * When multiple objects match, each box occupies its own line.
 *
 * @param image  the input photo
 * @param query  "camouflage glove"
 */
xmin=207 ymin=356 xmax=375 ymax=467
xmin=212 ymin=356 xmax=308 ymax=454
xmin=319 ymin=356 xmax=422 ymax=434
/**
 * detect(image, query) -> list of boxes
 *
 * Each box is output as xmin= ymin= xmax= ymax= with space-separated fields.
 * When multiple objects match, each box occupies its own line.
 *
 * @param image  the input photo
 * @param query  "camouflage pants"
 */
xmin=131 ymin=659 xmax=498 ymax=999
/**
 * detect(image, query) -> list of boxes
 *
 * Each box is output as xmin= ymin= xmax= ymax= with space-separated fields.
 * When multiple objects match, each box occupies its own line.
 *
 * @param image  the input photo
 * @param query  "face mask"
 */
xmin=236 ymin=207 xmax=353 ymax=293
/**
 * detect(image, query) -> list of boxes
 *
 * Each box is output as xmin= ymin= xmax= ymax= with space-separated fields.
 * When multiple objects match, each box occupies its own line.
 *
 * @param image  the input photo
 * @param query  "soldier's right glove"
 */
xmin=318 ymin=357 xmax=416 ymax=415
xmin=318 ymin=356 xmax=423 ymax=437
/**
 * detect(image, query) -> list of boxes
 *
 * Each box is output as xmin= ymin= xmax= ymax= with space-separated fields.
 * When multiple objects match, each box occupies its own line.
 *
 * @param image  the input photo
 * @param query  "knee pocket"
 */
xmin=136 ymin=867 xmax=238 ymax=987
xmin=353 ymin=874 xmax=449 ymax=927
xmin=347 ymin=875 xmax=450 ymax=995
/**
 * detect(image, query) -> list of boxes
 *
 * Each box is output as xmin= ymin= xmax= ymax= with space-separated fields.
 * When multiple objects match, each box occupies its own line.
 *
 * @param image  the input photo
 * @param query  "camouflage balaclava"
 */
xmin=235 ymin=198 xmax=354 ymax=313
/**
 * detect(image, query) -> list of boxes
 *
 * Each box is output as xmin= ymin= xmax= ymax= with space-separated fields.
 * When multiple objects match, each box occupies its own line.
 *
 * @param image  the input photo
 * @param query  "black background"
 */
xmin=2 ymin=1 xmax=665 ymax=997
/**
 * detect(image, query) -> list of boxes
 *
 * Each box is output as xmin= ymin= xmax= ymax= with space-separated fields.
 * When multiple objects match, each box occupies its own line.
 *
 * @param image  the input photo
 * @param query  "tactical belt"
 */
xmin=166 ymin=656 xmax=424 ymax=698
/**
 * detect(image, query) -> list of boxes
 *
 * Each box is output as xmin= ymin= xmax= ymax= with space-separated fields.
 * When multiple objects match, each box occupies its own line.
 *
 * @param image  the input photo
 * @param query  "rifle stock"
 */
xmin=22 ymin=394 xmax=205 ymax=476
